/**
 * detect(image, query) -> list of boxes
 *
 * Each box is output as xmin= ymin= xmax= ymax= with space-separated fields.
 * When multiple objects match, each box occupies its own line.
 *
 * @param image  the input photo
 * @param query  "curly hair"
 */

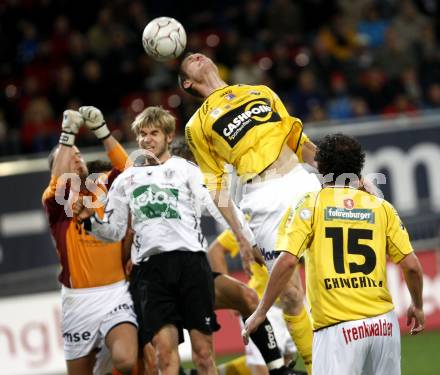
xmin=315 ymin=133 xmax=365 ymax=183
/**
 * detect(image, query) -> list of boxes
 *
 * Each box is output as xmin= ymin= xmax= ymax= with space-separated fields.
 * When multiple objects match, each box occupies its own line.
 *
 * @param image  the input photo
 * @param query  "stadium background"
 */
xmin=0 ymin=0 xmax=440 ymax=374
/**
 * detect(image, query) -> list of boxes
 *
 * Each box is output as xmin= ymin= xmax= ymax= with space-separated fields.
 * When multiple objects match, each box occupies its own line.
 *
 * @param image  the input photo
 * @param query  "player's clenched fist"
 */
xmin=79 ymin=106 xmax=111 ymax=140
xmin=59 ymin=110 xmax=84 ymax=146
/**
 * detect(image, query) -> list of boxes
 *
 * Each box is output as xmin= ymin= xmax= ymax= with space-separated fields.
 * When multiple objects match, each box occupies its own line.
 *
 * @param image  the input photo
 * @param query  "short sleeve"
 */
xmin=384 ymin=201 xmax=414 ymax=263
xmin=185 ymin=114 xmax=227 ymax=191
xmin=275 ymin=192 xmax=316 ymax=258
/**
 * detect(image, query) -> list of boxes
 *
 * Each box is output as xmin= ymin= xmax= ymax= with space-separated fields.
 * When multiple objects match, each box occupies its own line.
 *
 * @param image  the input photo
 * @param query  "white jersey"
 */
xmin=88 ymin=156 xmax=253 ymax=264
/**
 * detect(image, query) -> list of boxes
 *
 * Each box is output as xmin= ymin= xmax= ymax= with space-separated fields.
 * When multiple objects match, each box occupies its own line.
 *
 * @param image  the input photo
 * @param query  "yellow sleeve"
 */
xmin=265 ymin=85 xmax=291 ymax=119
xmin=384 ymin=201 xmax=414 ymax=263
xmin=290 ymin=132 xmax=310 ymax=163
xmin=275 ymin=192 xmax=315 ymax=258
xmin=107 ymin=142 xmax=128 ymax=171
xmin=185 ymin=113 xmax=226 ymax=191
xmin=217 ymin=229 xmax=240 ymax=258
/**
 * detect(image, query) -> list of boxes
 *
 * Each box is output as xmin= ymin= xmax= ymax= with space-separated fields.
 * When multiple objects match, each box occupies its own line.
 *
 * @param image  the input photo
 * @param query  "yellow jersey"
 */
xmin=217 ymin=229 xmax=269 ymax=298
xmin=276 ymin=186 xmax=413 ymax=330
xmin=185 ymin=84 xmax=309 ymax=191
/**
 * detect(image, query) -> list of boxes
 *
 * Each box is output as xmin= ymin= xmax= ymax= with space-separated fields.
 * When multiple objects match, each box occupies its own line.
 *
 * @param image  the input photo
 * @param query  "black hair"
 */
xmin=315 ymin=133 xmax=365 ymax=182
xmin=177 ymin=52 xmax=204 ymax=99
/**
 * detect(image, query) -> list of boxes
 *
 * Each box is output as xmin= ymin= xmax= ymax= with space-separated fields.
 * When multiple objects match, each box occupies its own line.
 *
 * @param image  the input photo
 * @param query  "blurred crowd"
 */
xmin=0 ymin=0 xmax=439 ymax=157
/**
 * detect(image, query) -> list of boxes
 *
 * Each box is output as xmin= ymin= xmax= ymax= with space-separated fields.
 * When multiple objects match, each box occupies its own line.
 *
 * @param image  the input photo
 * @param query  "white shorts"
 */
xmin=313 ymin=310 xmax=400 ymax=375
xmin=61 ymin=280 xmax=138 ymax=363
xmin=240 ymin=164 xmax=321 ymax=270
xmin=242 ymin=305 xmax=297 ymax=366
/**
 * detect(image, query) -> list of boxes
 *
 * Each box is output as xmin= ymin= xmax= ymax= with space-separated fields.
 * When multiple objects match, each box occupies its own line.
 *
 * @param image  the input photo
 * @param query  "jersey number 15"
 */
xmin=325 ymin=227 xmax=376 ymax=275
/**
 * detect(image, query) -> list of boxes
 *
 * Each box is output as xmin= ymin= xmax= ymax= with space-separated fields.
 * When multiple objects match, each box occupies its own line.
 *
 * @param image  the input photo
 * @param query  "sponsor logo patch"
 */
xmin=324 ymin=207 xmax=375 ymax=223
xmin=344 ymin=198 xmax=354 ymax=210
xmin=131 ymin=184 xmax=180 ymax=219
xmin=210 ymin=108 xmax=223 ymax=118
xmin=300 ymin=208 xmax=312 ymax=220
xmin=212 ymin=98 xmax=281 ymax=147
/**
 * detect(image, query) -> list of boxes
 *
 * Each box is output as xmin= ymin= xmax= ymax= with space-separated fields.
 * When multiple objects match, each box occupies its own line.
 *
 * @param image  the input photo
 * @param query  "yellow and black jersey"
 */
xmin=185 ymin=84 xmax=309 ymax=191
xmin=276 ymin=187 xmax=413 ymax=330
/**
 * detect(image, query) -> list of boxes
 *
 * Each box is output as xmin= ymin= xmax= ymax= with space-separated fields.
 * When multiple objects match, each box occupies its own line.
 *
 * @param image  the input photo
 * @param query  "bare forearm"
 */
xmin=52 ymin=145 xmax=72 ymax=177
xmin=210 ymin=189 xmax=243 ymax=237
xmin=403 ymin=266 xmax=424 ymax=309
xmin=401 ymin=253 xmax=424 ymax=309
xmin=102 ymin=135 xmax=118 ymax=153
xmin=259 ymin=251 xmax=297 ymax=314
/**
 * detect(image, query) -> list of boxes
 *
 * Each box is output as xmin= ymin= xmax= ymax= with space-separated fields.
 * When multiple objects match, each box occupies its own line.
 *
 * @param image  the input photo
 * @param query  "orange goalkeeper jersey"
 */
xmin=42 ymin=144 xmax=128 ymax=288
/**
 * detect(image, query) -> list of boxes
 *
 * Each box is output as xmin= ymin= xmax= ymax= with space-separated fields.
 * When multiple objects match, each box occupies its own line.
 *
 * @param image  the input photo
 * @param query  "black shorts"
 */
xmin=129 ymin=251 xmax=220 ymax=347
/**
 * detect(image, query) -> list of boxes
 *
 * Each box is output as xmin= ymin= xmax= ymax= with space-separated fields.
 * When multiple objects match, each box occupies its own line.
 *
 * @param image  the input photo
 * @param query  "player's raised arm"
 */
xmin=51 ymin=110 xmax=84 ymax=178
xmin=42 ymin=110 xmax=85 ymax=221
xmin=79 ymin=105 xmax=129 ymax=171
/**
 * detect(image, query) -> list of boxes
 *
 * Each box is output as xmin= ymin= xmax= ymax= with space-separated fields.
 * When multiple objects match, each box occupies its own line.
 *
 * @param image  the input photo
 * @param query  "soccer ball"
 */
xmin=142 ymin=17 xmax=187 ymax=62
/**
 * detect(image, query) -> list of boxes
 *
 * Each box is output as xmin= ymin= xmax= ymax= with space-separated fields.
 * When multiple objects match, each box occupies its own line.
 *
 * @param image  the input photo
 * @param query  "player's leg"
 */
xmin=217 ymin=356 xmax=253 ymax=375
xmin=152 ymin=324 xmax=181 ymax=375
xmin=129 ymin=255 xmax=184 ymax=375
xmin=66 ymin=353 xmax=96 ymax=375
xmin=265 ymin=306 xmax=298 ymax=368
xmin=189 ymin=329 xmax=217 ymax=375
xmin=61 ymin=286 xmax=107 ymax=375
xmin=214 ymin=274 xmax=286 ymax=372
xmin=242 ymin=331 xmax=270 ymax=375
xmin=279 ymin=270 xmax=313 ymax=374
xmin=241 ymin=168 xmax=320 ymax=375
xmin=98 ymin=281 xmax=138 ymax=374
xmin=105 ymin=323 xmax=138 ymax=374
xmin=180 ymin=253 xmax=219 ymax=374
xmin=214 ymin=273 xmax=259 ymax=314
xmin=143 ymin=342 xmax=158 ymax=375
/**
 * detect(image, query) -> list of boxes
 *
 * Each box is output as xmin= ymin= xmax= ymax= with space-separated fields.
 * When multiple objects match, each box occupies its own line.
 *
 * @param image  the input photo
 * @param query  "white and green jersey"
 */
xmin=87 ymin=156 xmax=253 ymax=264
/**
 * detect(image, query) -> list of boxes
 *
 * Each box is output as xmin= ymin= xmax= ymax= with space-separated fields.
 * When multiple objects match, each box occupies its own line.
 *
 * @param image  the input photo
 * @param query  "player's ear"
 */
xmin=166 ymin=132 xmax=175 ymax=145
xmin=182 ymin=79 xmax=192 ymax=89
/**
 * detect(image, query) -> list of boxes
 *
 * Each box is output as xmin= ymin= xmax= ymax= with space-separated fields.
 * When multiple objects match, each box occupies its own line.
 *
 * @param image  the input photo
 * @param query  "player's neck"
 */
xmin=200 ymin=73 xmax=228 ymax=97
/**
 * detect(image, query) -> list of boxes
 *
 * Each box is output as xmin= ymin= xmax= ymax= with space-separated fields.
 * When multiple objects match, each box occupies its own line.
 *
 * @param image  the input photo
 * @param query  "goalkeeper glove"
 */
xmin=79 ymin=106 xmax=111 ymax=140
xmin=59 ymin=110 xmax=83 ymax=146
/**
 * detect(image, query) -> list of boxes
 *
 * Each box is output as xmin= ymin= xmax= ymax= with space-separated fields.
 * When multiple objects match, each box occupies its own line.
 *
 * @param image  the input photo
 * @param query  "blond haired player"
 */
xmin=210 ymin=230 xmax=302 ymax=375
xmin=42 ymin=107 xmax=138 ymax=374
xmin=179 ymin=52 xmax=320 ymax=372
xmin=76 ymin=106 xmax=258 ymax=375
xmin=243 ymin=134 xmax=424 ymax=375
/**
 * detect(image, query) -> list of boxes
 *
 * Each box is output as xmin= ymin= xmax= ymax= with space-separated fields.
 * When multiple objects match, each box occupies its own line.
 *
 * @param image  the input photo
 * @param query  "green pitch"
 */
xmin=185 ymin=330 xmax=440 ymax=374
xmin=401 ymin=331 xmax=440 ymax=375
